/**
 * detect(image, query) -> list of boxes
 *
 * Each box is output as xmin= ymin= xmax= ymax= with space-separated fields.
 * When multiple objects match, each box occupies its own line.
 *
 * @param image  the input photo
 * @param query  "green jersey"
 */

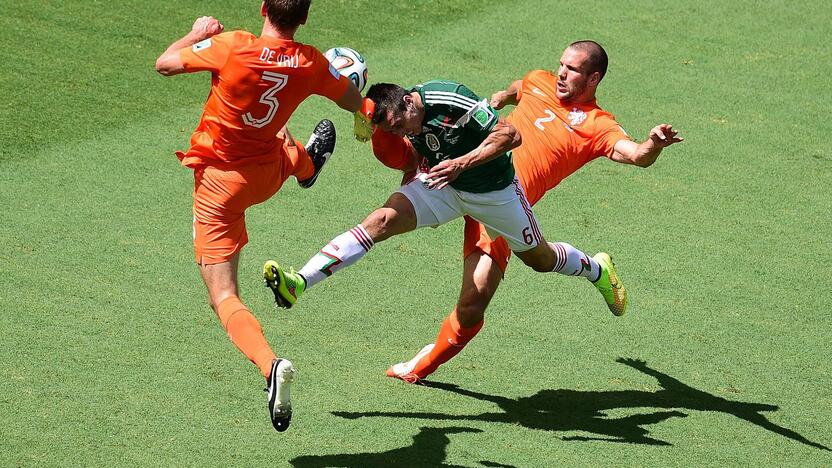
xmin=409 ymin=80 xmax=515 ymax=193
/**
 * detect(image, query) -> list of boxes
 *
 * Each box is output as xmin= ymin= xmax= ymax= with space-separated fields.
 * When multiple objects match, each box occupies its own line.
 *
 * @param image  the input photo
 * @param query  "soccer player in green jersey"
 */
xmin=263 ymin=80 xmax=624 ymax=316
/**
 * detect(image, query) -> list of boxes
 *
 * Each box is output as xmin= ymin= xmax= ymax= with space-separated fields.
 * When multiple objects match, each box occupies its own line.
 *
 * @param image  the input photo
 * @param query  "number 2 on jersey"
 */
xmin=242 ymin=71 xmax=289 ymax=128
xmin=534 ymin=109 xmax=557 ymax=131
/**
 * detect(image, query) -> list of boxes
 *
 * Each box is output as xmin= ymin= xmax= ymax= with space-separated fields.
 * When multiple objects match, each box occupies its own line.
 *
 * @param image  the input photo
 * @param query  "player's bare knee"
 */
xmin=362 ymin=208 xmax=397 ymax=242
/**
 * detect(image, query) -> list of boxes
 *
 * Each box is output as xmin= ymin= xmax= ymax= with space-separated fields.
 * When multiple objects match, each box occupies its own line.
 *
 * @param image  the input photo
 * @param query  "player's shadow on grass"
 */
xmin=289 ymin=426 xmax=514 ymax=468
xmin=334 ymin=358 xmax=830 ymax=450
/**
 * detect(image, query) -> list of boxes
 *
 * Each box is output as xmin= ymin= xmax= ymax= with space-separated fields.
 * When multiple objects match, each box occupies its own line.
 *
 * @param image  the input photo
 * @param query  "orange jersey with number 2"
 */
xmin=464 ymin=69 xmax=631 ymax=271
xmin=507 ymin=69 xmax=630 ymax=204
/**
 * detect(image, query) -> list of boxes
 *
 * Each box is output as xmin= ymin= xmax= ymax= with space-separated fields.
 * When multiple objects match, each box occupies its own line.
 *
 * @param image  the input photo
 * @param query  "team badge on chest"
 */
xmin=425 ymin=133 xmax=441 ymax=151
xmin=568 ymin=108 xmax=587 ymax=126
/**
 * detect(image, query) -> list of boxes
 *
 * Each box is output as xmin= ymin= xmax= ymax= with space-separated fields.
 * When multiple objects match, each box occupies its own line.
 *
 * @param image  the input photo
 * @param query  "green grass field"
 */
xmin=2 ymin=0 xmax=831 ymax=466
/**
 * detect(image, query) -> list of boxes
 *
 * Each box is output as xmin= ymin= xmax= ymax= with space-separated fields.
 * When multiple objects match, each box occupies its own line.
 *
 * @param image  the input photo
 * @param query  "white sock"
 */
xmin=298 ymin=224 xmax=374 ymax=289
xmin=550 ymin=242 xmax=601 ymax=281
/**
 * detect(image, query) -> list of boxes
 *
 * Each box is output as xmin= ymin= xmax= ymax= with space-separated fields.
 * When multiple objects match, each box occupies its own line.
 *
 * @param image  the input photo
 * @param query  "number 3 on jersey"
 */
xmin=242 ymin=71 xmax=289 ymax=128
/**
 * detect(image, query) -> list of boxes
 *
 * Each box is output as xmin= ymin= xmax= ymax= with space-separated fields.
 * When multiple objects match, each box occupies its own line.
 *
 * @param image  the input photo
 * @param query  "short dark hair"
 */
xmin=568 ymin=40 xmax=608 ymax=80
xmin=366 ymin=83 xmax=409 ymax=124
xmin=263 ymin=0 xmax=311 ymax=30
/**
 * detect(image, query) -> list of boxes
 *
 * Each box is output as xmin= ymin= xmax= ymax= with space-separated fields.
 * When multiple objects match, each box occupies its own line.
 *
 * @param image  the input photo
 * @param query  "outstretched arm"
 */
xmin=335 ymin=82 xmax=363 ymax=113
xmin=155 ymin=16 xmax=224 ymax=76
xmin=426 ymin=117 xmax=522 ymax=190
xmin=610 ymin=124 xmax=683 ymax=167
xmin=489 ymin=79 xmax=524 ymax=110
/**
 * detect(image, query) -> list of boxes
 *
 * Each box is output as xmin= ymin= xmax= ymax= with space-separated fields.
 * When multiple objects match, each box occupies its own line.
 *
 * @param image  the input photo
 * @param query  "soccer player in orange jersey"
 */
xmin=382 ymin=41 xmax=683 ymax=383
xmin=155 ymin=0 xmax=362 ymax=430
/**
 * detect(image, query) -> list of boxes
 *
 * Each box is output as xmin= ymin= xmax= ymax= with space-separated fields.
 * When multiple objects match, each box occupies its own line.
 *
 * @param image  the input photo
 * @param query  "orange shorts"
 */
xmin=462 ymin=168 xmax=549 ymax=274
xmin=191 ymin=139 xmax=307 ymax=265
xmin=462 ymin=215 xmax=513 ymax=274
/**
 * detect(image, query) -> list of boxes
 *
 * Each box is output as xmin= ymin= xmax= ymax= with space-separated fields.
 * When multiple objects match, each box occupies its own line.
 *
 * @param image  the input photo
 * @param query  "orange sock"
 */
xmin=216 ymin=296 xmax=277 ymax=379
xmin=411 ymin=308 xmax=483 ymax=378
xmin=284 ymin=138 xmax=314 ymax=181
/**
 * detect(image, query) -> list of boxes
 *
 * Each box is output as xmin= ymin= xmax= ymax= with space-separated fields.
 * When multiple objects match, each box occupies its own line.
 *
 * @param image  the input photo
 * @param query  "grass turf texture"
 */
xmin=2 ymin=0 xmax=830 ymax=466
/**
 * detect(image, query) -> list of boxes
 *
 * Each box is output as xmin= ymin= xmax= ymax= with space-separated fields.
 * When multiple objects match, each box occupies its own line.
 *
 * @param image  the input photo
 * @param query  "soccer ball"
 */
xmin=324 ymin=47 xmax=368 ymax=92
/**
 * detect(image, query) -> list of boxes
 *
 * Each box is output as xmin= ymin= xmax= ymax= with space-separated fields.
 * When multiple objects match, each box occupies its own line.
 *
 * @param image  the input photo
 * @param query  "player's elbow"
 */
xmin=155 ymin=59 xmax=172 ymax=76
xmin=155 ymin=55 xmax=178 ymax=76
xmin=631 ymin=154 xmax=657 ymax=168
xmin=632 ymin=159 xmax=653 ymax=168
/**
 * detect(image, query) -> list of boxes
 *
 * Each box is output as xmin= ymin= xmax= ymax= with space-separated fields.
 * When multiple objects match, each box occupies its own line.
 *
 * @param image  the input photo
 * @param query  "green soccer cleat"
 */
xmin=263 ymin=260 xmax=306 ymax=309
xmin=591 ymin=252 xmax=627 ymax=316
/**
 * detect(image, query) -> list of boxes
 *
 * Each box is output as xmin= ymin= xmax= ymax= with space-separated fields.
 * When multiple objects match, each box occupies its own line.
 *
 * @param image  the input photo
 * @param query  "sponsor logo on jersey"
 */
xmin=568 ymin=108 xmax=587 ymax=126
xmin=425 ymin=133 xmax=441 ymax=151
xmin=532 ymin=87 xmax=546 ymax=97
xmin=192 ymin=38 xmax=212 ymax=52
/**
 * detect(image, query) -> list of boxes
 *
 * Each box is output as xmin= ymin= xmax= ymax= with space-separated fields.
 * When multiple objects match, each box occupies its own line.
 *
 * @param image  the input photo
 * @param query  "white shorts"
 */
xmin=397 ymin=176 xmax=543 ymax=252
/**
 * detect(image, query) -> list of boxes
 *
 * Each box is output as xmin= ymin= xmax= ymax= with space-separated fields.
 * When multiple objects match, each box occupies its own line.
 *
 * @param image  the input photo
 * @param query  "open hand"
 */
xmin=490 ymin=90 xmax=511 ymax=110
xmin=426 ymin=159 xmax=464 ymax=190
xmin=649 ymin=124 xmax=684 ymax=148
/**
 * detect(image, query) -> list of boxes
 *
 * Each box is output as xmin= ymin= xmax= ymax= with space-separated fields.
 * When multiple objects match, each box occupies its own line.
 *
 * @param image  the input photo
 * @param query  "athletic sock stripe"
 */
xmin=349 ymin=228 xmax=372 ymax=252
xmin=355 ymin=224 xmax=374 ymax=247
xmin=552 ymin=243 xmax=563 ymax=271
xmin=350 ymin=225 xmax=374 ymax=252
xmin=557 ymin=244 xmax=568 ymax=272
xmin=349 ymin=229 xmax=371 ymax=251
xmin=553 ymin=243 xmax=562 ymax=271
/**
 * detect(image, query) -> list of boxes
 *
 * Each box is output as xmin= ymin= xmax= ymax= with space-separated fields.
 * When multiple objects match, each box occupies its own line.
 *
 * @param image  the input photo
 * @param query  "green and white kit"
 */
xmin=398 ymin=80 xmax=542 ymax=252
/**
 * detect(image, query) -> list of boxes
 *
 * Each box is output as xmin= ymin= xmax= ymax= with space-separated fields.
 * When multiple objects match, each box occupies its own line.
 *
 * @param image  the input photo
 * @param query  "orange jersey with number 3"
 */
xmin=508 ymin=70 xmax=629 ymax=204
xmin=176 ymin=30 xmax=349 ymax=168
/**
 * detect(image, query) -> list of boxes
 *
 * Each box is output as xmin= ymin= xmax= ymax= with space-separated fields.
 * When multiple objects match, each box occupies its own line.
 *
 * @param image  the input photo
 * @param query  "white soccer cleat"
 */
xmin=385 ymin=343 xmax=434 ymax=384
xmin=266 ymin=358 xmax=296 ymax=432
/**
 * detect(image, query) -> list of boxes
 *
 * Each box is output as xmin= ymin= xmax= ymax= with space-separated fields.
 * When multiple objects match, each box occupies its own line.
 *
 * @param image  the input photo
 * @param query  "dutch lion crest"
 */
xmin=568 ymin=108 xmax=587 ymax=127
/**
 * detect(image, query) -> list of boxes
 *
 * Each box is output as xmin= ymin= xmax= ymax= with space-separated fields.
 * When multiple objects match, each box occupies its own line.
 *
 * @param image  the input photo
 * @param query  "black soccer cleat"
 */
xmin=297 ymin=119 xmax=336 ymax=188
xmin=266 ymin=358 xmax=296 ymax=432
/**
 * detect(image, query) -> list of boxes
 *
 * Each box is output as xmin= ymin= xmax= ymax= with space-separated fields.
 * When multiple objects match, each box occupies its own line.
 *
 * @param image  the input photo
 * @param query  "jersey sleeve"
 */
xmin=592 ymin=114 xmax=631 ymax=158
xmin=455 ymin=84 xmax=499 ymax=136
xmin=179 ymin=31 xmax=237 ymax=74
xmin=516 ymin=70 xmax=547 ymax=102
xmin=309 ymin=48 xmax=351 ymax=101
xmin=371 ymin=128 xmax=416 ymax=171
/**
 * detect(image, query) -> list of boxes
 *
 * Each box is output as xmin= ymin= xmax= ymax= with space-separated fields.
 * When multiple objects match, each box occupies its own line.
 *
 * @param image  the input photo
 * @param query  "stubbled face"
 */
xmin=377 ymin=95 xmax=423 ymax=136
xmin=555 ymin=47 xmax=594 ymax=102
